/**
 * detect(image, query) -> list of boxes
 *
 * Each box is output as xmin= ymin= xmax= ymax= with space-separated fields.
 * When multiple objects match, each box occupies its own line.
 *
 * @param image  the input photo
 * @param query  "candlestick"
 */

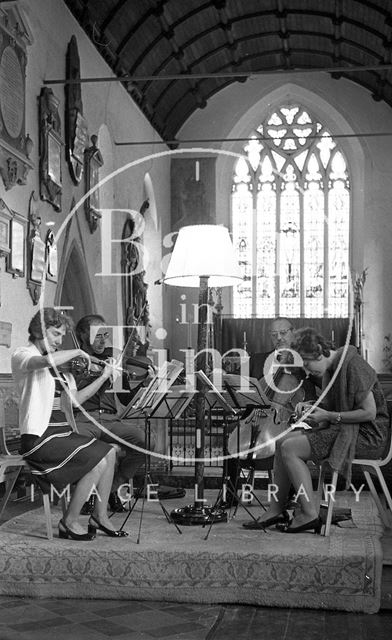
xmin=187 ymin=317 xmax=192 ymax=349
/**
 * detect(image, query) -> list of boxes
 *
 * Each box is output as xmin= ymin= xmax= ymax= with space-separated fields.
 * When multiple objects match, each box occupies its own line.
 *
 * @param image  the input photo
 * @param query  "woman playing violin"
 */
xmin=73 ymin=314 xmax=156 ymax=512
xmin=11 ymin=308 xmax=127 ymax=540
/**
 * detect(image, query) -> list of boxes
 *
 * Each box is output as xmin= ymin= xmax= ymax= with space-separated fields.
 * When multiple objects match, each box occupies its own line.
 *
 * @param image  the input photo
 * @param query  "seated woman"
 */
xmin=243 ymin=327 xmax=389 ymax=533
xmin=11 ymin=307 xmax=128 ymax=541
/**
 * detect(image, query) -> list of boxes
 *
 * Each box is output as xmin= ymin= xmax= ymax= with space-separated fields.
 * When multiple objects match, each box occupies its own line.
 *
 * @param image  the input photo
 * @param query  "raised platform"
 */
xmin=0 ymin=490 xmax=385 ymax=614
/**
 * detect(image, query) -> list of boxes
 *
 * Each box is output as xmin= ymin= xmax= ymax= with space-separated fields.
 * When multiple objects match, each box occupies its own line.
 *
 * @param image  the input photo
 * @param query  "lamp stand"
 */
xmin=170 ymin=276 xmax=227 ymax=526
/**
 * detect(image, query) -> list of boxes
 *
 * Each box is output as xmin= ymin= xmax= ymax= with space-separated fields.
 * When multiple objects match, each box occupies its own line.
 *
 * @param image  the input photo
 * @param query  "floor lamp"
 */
xmin=163 ymin=224 xmax=242 ymax=525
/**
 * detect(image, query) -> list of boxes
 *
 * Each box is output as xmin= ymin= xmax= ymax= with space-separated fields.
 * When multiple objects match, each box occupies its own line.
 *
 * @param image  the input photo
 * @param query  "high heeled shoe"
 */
xmin=80 ymin=494 xmax=96 ymax=515
xmin=279 ymin=516 xmax=322 ymax=534
xmin=242 ymin=510 xmax=290 ymax=530
xmin=88 ymin=515 xmax=128 ymax=537
xmin=58 ymin=519 xmax=95 ymax=541
xmin=108 ymin=491 xmax=127 ymax=513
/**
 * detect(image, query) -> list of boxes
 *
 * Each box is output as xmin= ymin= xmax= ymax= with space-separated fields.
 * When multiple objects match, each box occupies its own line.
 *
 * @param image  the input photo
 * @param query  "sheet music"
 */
xmin=290 ymin=420 xmax=312 ymax=430
xmin=196 ymin=370 xmax=238 ymax=415
xmin=223 ymin=374 xmax=271 ymax=408
xmin=150 ymin=385 xmax=195 ymax=420
xmin=119 ymin=359 xmax=184 ymax=418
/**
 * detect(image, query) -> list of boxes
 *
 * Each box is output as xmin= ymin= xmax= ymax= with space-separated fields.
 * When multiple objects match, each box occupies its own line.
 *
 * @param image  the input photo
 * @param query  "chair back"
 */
xmin=379 ymin=399 xmax=392 ymax=467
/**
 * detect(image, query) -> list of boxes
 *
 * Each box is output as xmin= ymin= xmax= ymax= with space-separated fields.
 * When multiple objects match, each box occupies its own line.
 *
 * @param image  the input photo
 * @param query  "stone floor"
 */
xmin=0 ymin=594 xmax=392 ymax=640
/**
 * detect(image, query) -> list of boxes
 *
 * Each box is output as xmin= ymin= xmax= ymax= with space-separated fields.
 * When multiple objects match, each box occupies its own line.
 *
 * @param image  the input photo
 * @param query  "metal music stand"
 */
xmin=169 ymin=371 xmax=240 ymax=527
xmin=214 ymin=376 xmax=275 ymax=525
xmin=117 ymin=379 xmax=195 ymax=542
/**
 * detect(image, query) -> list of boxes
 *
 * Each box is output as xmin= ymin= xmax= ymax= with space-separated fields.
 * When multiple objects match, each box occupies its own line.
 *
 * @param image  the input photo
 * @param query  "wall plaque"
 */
xmin=39 ymin=87 xmax=62 ymax=211
xmin=65 ymin=36 xmax=88 ymax=185
xmin=0 ymin=198 xmax=12 ymax=257
xmin=0 ymin=4 xmax=34 ymax=190
xmin=27 ymin=191 xmax=45 ymax=304
xmin=84 ymin=134 xmax=103 ymax=233
xmin=6 ymin=211 xmax=27 ymax=277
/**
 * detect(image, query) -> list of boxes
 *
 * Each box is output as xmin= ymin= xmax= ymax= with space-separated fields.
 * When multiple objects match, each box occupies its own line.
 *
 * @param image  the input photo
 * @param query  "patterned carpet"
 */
xmin=0 ymin=491 xmax=384 ymax=614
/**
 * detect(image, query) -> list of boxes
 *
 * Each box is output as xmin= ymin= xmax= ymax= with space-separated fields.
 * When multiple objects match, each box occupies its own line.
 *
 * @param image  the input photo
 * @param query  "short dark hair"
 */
xmin=28 ymin=308 xmax=73 ymax=341
xmin=75 ymin=314 xmax=106 ymax=345
xmin=292 ymin=327 xmax=332 ymax=359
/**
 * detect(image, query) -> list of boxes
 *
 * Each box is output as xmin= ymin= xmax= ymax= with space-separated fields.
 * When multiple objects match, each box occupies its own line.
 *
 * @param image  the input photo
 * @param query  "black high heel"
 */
xmin=242 ymin=510 xmax=290 ymax=530
xmin=108 ymin=492 xmax=127 ymax=513
xmin=58 ymin=519 xmax=95 ymax=541
xmin=88 ymin=515 xmax=128 ymax=538
xmin=280 ymin=516 xmax=322 ymax=534
xmin=80 ymin=494 xmax=96 ymax=515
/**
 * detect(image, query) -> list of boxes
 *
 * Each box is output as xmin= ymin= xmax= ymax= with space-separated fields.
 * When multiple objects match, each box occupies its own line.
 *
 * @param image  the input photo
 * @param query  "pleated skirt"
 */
xmin=20 ymin=424 xmax=112 ymax=493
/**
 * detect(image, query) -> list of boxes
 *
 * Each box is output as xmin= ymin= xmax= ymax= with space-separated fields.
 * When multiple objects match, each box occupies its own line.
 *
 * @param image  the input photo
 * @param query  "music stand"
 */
xmin=170 ymin=371 xmax=240 ymax=526
xmin=221 ymin=375 xmax=279 ymax=523
xmin=119 ymin=359 xmax=184 ymax=420
xmin=223 ymin=374 xmax=271 ymax=409
xmin=117 ymin=360 xmax=186 ymax=541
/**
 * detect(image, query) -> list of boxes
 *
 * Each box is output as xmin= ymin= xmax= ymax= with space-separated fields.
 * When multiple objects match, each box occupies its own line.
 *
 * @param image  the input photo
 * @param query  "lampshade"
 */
xmin=163 ymin=224 xmax=242 ymax=288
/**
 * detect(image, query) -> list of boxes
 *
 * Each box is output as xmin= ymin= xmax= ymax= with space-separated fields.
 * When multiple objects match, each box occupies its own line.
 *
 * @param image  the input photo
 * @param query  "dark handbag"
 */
xmin=319 ymin=504 xmax=352 ymax=525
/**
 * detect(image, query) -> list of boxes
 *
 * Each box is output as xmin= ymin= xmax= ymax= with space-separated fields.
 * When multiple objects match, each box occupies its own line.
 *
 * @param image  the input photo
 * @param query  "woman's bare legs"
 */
xmin=258 ymin=432 xmax=318 ymax=525
xmin=63 ymin=447 xmax=116 ymax=534
xmin=279 ymin=435 xmax=319 ymax=525
xmin=92 ymin=447 xmax=121 ymax=531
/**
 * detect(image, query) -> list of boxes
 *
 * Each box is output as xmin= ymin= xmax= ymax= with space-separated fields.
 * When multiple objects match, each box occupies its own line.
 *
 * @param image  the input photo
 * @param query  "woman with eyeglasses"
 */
xmin=243 ymin=327 xmax=389 ymax=533
xmin=11 ymin=308 xmax=128 ymax=540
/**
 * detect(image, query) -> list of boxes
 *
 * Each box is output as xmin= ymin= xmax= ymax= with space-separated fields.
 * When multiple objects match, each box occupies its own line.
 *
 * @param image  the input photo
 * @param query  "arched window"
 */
xmin=232 ymin=105 xmax=350 ymax=318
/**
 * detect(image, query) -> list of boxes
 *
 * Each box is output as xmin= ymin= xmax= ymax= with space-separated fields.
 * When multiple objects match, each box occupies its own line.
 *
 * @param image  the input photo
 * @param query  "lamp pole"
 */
xmin=194 ymin=275 xmax=209 ymax=505
xmin=163 ymin=224 xmax=242 ymax=525
xmin=171 ymin=274 xmax=227 ymax=525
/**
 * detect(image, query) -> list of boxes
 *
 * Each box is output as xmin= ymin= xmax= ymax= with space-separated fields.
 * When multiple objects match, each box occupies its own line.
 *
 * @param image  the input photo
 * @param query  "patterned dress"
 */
xmin=306 ymin=347 xmax=389 ymax=464
xmin=20 ymin=370 xmax=112 ymax=493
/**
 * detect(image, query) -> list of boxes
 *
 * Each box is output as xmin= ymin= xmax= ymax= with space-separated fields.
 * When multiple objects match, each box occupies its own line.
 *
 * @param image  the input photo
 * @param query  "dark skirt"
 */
xmin=306 ymin=420 xmax=390 ymax=464
xmin=20 ymin=424 xmax=112 ymax=494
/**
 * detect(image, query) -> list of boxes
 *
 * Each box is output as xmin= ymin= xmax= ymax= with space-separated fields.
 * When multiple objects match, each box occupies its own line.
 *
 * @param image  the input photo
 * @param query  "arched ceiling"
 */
xmin=63 ymin=0 xmax=392 ymax=142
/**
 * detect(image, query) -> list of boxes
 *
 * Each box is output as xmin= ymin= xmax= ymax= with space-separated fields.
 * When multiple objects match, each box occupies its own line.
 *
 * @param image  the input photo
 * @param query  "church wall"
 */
xmin=0 ymin=0 xmax=170 ymax=372
xmin=175 ymin=73 xmax=392 ymax=372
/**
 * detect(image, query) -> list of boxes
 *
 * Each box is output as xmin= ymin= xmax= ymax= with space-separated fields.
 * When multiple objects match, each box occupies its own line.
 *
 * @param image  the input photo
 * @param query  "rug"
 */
xmin=0 ymin=491 xmax=384 ymax=614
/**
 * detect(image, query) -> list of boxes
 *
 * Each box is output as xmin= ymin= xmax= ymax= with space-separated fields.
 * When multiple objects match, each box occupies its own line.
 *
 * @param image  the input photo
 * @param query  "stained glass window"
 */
xmin=232 ymin=106 xmax=350 ymax=318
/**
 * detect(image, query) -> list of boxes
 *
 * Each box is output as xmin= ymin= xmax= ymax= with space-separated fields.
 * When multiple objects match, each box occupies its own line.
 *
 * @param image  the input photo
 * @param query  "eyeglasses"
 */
xmin=94 ymin=331 xmax=110 ymax=341
xmin=270 ymin=329 xmax=292 ymax=339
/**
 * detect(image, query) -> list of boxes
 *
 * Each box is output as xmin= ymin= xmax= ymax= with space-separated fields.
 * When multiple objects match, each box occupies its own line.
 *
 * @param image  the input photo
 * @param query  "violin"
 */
xmin=125 ymin=355 xmax=153 ymax=381
xmin=58 ymin=354 xmax=105 ymax=376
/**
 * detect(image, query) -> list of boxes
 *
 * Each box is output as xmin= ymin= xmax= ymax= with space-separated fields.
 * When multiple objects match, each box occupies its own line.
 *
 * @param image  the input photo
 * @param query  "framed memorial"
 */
xmin=27 ymin=191 xmax=45 ymax=304
xmin=6 ymin=211 xmax=26 ymax=277
xmin=0 ymin=198 xmax=12 ymax=257
xmin=0 ymin=6 xmax=34 ymax=190
xmin=65 ymin=36 xmax=88 ymax=185
xmin=84 ymin=134 xmax=103 ymax=233
xmin=39 ymin=88 xmax=62 ymax=211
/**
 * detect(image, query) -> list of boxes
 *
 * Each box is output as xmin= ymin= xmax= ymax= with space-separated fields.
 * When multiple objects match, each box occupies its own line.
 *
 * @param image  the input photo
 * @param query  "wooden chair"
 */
xmin=0 ymin=394 xmax=66 ymax=540
xmin=318 ymin=404 xmax=392 ymax=536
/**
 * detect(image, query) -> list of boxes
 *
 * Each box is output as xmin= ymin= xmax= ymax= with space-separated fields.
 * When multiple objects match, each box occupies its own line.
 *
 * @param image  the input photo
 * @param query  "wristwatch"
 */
xmin=335 ymin=412 xmax=342 ymax=424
